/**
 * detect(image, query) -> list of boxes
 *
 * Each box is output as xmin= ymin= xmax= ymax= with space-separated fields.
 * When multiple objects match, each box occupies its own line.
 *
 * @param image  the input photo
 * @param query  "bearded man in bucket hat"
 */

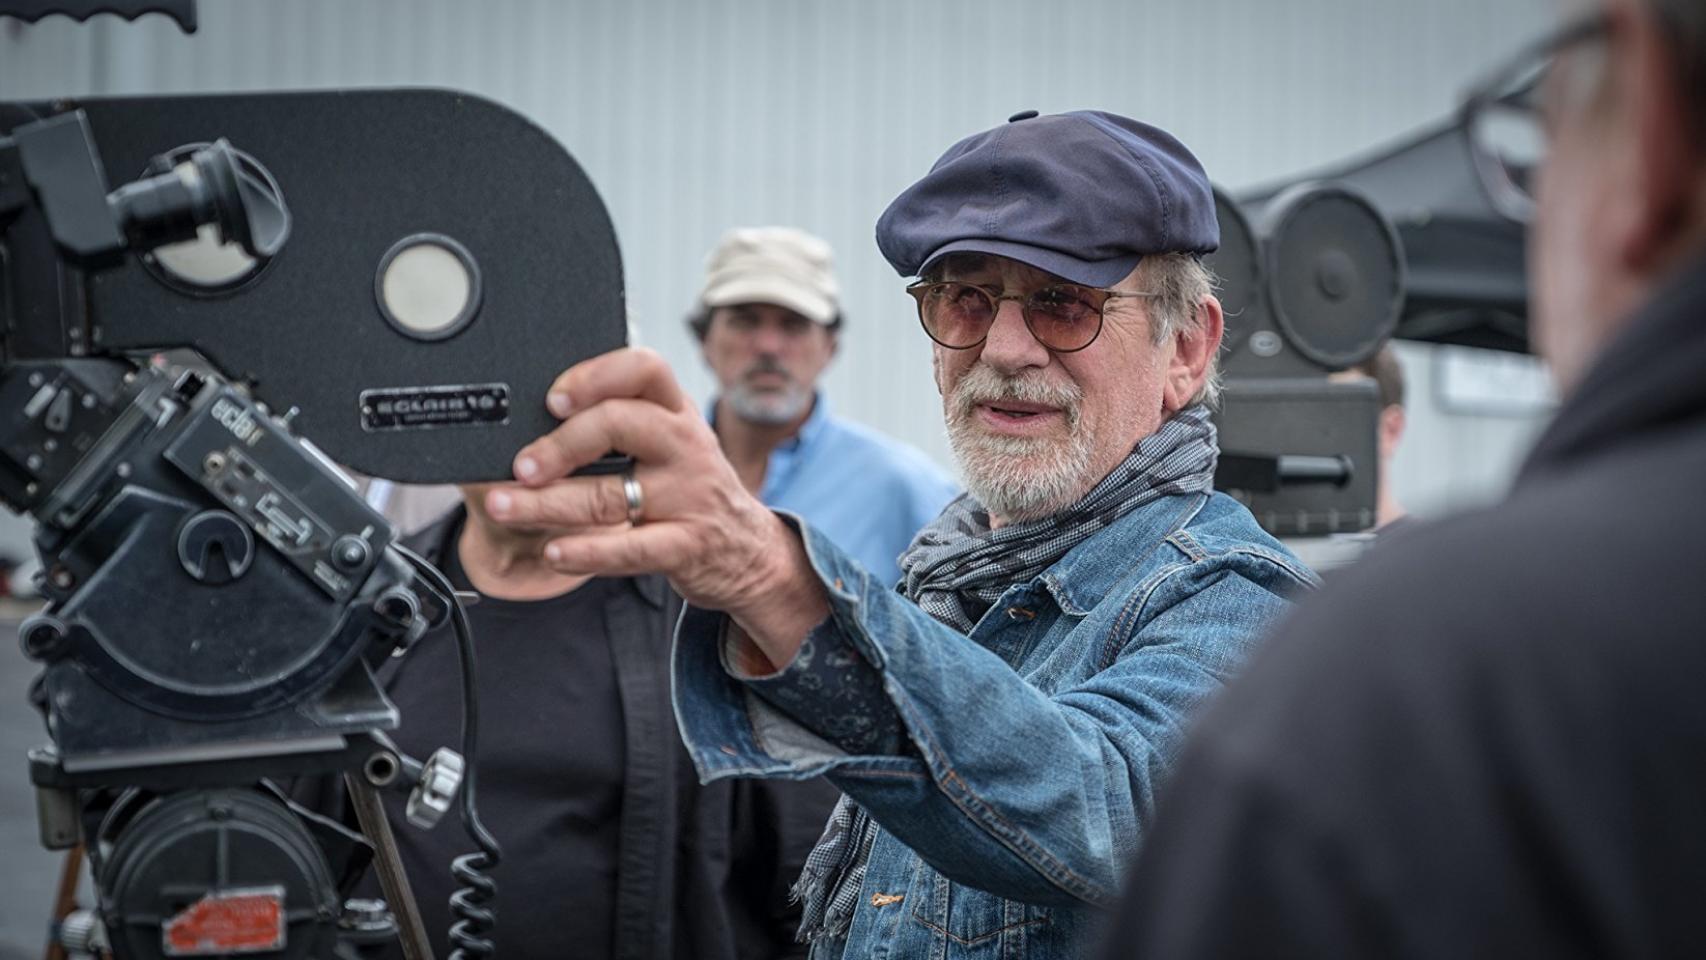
xmin=689 ymin=226 xmax=958 ymax=589
xmin=489 ymin=110 xmax=1317 ymax=957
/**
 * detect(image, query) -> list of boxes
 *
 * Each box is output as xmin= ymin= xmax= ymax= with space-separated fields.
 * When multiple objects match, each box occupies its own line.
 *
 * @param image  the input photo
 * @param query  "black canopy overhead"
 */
xmin=1242 ymin=117 xmax=1531 ymax=355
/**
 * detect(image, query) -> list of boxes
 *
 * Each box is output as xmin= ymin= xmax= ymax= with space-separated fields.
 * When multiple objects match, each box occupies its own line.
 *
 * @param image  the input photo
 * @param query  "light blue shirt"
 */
xmin=712 ymin=395 xmax=958 ymax=588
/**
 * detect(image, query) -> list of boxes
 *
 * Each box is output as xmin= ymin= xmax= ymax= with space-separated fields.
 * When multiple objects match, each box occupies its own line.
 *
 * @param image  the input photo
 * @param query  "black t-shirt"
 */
xmin=364 ymin=535 xmax=628 ymax=960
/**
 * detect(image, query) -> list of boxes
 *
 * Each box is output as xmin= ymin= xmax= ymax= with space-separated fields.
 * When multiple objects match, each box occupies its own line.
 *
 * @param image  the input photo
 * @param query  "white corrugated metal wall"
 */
xmin=0 ymin=0 xmax=1556 ymax=520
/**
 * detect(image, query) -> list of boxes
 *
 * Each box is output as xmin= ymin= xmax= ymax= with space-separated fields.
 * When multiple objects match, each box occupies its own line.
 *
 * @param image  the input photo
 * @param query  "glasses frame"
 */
xmin=1460 ymin=12 xmax=1613 ymax=223
xmin=904 ymin=279 xmax=1158 ymax=354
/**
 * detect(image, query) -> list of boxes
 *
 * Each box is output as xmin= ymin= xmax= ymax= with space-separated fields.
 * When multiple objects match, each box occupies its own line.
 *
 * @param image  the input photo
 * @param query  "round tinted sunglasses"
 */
xmin=905 ymin=279 xmax=1157 ymax=353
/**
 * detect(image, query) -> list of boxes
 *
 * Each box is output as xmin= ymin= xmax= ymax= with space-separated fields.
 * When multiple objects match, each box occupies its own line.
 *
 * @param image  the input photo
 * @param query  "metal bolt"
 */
xmin=42 ymin=439 xmax=57 ymax=453
xmin=204 ymin=452 xmax=227 ymax=474
xmin=25 ymin=454 xmax=42 ymax=471
xmin=81 ymin=395 xmax=96 ymax=409
xmin=332 ymin=535 xmax=370 ymax=570
xmin=340 ymin=898 xmax=392 ymax=931
xmin=116 ymin=462 xmax=131 ymax=478
xmin=26 ymin=373 xmax=41 ymax=388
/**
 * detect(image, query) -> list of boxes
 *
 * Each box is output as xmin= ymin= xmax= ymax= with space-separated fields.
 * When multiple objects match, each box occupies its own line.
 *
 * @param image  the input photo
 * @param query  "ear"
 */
xmin=1378 ymin=404 xmax=1406 ymax=461
xmin=1162 ymin=295 xmax=1225 ymax=412
xmin=1618 ymin=0 xmax=1701 ymax=271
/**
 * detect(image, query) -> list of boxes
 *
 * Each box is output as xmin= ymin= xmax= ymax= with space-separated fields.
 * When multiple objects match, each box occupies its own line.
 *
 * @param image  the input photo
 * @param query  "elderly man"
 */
xmin=692 ymin=226 xmax=957 ymax=587
xmin=1114 ymin=0 xmax=1706 ymax=956
xmin=490 ymin=111 xmax=1315 ymax=957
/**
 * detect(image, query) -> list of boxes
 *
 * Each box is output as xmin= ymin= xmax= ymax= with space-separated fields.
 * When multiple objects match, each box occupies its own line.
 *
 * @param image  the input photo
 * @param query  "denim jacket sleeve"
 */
xmin=671 ymin=511 xmax=1306 ymax=908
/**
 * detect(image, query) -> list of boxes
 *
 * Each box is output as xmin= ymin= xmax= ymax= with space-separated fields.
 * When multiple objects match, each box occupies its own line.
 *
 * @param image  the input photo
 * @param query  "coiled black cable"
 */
xmin=396 ymin=544 xmax=502 ymax=959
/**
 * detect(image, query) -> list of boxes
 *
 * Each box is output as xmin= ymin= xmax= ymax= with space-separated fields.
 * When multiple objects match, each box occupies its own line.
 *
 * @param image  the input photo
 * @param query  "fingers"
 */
xmin=547 ymin=347 xmax=690 ymax=418
xmin=512 ymin=397 xmax=700 ymax=484
xmin=486 ymin=474 xmax=631 ymax=529
xmin=542 ymin=524 xmax=700 ymax=578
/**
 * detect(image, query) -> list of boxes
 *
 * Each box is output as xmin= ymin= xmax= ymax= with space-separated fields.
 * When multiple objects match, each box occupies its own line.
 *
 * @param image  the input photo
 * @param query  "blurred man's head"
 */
xmin=1348 ymin=345 xmax=1407 ymax=463
xmin=1526 ymin=0 xmax=1706 ymax=389
xmin=1332 ymin=345 xmax=1409 ymax=527
xmin=878 ymin=111 xmax=1224 ymax=523
xmin=693 ymin=227 xmax=841 ymax=427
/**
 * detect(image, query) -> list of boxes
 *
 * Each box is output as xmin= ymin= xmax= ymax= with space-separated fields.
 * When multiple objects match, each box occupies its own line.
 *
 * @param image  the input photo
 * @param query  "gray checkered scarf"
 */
xmin=792 ymin=404 xmax=1219 ymax=942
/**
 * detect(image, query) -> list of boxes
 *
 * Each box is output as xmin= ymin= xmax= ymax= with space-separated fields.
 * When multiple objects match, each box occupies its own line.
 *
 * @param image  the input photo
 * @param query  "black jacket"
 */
xmin=1113 ymin=256 xmax=1706 ymax=958
xmin=306 ymin=508 xmax=838 ymax=959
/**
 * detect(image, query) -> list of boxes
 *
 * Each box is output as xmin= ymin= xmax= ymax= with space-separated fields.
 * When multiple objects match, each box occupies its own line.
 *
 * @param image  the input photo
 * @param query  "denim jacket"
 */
xmin=673 ymin=490 xmax=1316 ymax=959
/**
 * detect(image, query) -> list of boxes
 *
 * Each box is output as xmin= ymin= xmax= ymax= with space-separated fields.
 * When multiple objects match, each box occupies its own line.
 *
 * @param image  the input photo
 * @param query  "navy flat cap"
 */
xmin=875 ymin=110 xmax=1219 ymax=287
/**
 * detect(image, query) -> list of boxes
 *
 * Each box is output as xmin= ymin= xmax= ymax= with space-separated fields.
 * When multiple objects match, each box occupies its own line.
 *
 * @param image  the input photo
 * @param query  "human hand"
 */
xmin=486 ymin=348 xmax=826 ymax=663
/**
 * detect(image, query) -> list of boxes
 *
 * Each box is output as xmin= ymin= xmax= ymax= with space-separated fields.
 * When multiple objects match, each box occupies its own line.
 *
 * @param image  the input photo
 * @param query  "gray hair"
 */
xmin=1140 ymin=253 xmax=1222 ymax=409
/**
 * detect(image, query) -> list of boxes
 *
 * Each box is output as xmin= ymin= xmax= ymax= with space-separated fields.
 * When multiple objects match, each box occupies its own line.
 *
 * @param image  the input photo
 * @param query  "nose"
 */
xmin=752 ymin=322 xmax=788 ymax=355
xmin=978 ymin=298 xmax=1050 ymax=373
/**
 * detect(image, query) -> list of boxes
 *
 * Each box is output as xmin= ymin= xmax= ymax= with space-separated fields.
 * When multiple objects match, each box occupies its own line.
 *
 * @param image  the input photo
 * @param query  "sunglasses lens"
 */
xmin=1025 ymin=286 xmax=1100 ymax=350
xmin=920 ymin=282 xmax=995 ymax=347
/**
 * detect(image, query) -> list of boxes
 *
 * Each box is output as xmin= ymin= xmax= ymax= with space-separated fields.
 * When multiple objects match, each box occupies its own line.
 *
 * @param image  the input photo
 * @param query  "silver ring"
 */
xmin=621 ymin=471 xmax=644 ymax=525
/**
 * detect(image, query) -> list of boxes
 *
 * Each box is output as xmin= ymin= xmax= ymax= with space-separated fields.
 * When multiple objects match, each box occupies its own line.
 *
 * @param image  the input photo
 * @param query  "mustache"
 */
xmin=949 ymin=364 xmax=1081 ymax=424
xmin=741 ymin=356 xmax=791 ymax=382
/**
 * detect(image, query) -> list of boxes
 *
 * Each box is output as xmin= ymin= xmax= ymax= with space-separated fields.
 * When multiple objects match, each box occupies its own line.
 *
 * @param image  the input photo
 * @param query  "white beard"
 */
xmin=944 ymin=364 xmax=1093 ymax=523
xmin=727 ymin=381 xmax=813 ymax=426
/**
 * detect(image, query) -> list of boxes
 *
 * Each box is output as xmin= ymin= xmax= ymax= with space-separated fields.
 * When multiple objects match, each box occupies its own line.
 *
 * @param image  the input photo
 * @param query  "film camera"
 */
xmin=1206 ymin=101 xmax=1535 ymax=539
xmin=1 ymin=34 xmax=627 ymax=960
xmin=1208 ymin=182 xmax=1406 ymax=537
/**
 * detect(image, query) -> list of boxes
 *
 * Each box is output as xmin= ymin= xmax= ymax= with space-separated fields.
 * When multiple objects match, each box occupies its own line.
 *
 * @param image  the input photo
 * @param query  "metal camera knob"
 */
xmin=405 ymin=747 xmax=464 ymax=829
xmin=57 ymin=908 xmax=109 ymax=954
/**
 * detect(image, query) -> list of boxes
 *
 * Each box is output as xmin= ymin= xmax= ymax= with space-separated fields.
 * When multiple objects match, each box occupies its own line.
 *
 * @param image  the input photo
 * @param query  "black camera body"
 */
xmin=0 ymin=106 xmax=442 ymax=954
xmin=3 ymin=354 xmax=436 ymax=957
xmin=7 ymin=357 xmax=422 ymax=769
xmin=0 ymin=66 xmax=627 ymax=954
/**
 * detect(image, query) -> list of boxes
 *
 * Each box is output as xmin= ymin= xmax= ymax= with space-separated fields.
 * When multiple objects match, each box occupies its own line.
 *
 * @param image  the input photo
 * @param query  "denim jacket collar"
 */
xmin=1034 ymin=491 xmax=1207 ymax=617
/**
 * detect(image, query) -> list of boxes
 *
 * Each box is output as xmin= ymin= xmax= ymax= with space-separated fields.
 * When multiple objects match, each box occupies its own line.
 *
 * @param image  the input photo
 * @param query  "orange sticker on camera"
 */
xmin=161 ymin=886 xmax=286 ymax=956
